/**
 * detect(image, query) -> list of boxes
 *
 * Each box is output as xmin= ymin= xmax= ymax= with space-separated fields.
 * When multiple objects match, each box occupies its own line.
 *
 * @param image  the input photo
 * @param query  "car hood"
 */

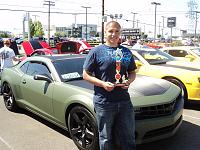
xmin=128 ymin=75 xmax=171 ymax=97
xmin=67 ymin=76 xmax=171 ymax=96
xmin=163 ymin=60 xmax=200 ymax=71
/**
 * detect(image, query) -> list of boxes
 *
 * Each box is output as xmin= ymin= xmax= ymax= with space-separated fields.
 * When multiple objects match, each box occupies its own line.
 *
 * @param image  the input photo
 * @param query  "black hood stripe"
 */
xmin=158 ymin=64 xmax=200 ymax=71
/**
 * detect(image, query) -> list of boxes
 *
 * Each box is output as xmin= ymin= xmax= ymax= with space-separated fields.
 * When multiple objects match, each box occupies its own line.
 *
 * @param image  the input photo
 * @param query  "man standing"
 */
xmin=0 ymin=39 xmax=19 ymax=71
xmin=83 ymin=21 xmax=137 ymax=150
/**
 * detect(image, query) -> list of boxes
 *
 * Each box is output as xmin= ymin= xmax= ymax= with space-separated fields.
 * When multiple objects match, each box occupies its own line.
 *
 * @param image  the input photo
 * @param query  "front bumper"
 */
xmin=135 ymin=94 xmax=184 ymax=144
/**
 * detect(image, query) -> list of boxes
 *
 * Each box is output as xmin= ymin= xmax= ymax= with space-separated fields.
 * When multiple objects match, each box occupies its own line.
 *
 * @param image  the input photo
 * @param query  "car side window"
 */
xmin=20 ymin=62 xmax=30 ymax=73
xmin=168 ymin=50 xmax=188 ymax=57
xmin=133 ymin=55 xmax=139 ymax=61
xmin=26 ymin=61 xmax=52 ymax=78
xmin=32 ymin=51 xmax=45 ymax=56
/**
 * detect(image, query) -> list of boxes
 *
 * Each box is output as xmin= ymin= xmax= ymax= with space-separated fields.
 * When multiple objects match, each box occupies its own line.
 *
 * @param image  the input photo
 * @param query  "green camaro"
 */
xmin=1 ymin=54 xmax=183 ymax=150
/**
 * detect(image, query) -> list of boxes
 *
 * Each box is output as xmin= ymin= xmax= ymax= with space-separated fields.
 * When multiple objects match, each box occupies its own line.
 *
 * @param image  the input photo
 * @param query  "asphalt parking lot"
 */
xmin=0 ymin=97 xmax=200 ymax=150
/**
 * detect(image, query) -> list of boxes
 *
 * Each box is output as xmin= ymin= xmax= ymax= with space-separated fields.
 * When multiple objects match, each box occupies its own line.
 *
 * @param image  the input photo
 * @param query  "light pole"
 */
xmin=136 ymin=20 xmax=139 ymax=28
xmin=23 ymin=12 xmax=30 ymax=40
xmin=151 ymin=2 xmax=161 ymax=42
xmin=194 ymin=11 xmax=200 ymax=39
xmin=44 ymin=0 xmax=55 ymax=44
xmin=161 ymin=16 xmax=165 ymax=38
xmin=82 ymin=6 xmax=91 ymax=41
xmin=102 ymin=0 xmax=104 ymax=44
xmin=131 ymin=12 xmax=138 ymax=28
xmin=27 ymin=12 xmax=31 ymax=41
xmin=158 ymin=21 xmax=161 ymax=35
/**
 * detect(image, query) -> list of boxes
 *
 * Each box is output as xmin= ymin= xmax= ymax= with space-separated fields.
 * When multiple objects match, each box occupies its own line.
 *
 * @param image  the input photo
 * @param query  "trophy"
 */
xmin=115 ymin=48 xmax=126 ymax=86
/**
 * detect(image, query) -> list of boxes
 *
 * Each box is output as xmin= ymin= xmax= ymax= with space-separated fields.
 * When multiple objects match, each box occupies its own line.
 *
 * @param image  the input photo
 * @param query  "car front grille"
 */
xmin=135 ymin=92 xmax=182 ymax=120
xmin=143 ymin=115 xmax=182 ymax=139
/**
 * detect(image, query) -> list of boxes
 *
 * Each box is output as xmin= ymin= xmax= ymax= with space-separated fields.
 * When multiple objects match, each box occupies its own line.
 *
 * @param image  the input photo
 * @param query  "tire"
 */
xmin=2 ymin=83 xmax=19 ymax=112
xmin=165 ymin=78 xmax=188 ymax=104
xmin=68 ymin=106 xmax=99 ymax=150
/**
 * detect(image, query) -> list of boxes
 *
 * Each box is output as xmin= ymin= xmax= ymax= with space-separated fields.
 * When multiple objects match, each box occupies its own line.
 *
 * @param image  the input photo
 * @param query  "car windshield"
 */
xmin=136 ymin=49 xmax=176 ymax=65
xmin=53 ymin=57 xmax=85 ymax=82
xmin=192 ymin=48 xmax=200 ymax=56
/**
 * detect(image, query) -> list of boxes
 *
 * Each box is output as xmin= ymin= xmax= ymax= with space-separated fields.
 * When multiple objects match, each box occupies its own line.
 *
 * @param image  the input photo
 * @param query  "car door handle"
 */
xmin=22 ymin=80 xmax=26 ymax=84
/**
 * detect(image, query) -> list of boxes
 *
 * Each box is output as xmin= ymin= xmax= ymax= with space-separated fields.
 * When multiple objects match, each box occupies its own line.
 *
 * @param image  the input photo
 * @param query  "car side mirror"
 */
xmin=135 ymin=60 xmax=143 ymax=67
xmin=135 ymin=60 xmax=143 ymax=72
xmin=185 ymin=55 xmax=195 ymax=61
xmin=34 ymin=74 xmax=52 ymax=83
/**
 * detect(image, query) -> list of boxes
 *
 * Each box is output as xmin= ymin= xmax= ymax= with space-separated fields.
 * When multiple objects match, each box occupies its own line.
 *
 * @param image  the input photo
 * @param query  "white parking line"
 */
xmin=183 ymin=114 xmax=200 ymax=120
xmin=0 ymin=136 xmax=14 ymax=150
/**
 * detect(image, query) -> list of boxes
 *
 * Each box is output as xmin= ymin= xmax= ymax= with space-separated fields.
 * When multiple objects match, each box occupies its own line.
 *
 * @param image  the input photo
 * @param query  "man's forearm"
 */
xmin=127 ymin=71 xmax=136 ymax=84
xmin=83 ymin=70 xmax=104 ymax=87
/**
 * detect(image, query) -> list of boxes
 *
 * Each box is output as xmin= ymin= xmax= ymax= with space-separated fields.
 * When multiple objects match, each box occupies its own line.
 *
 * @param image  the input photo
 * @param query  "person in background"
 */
xmin=83 ymin=21 xmax=137 ymax=150
xmin=0 ymin=39 xmax=19 ymax=72
xmin=132 ymin=39 xmax=144 ymax=49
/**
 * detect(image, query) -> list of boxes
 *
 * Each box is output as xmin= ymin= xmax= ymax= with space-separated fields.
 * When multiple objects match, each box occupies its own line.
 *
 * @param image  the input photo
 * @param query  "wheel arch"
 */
xmin=2 ymin=81 xmax=10 ymax=93
xmin=2 ymin=81 xmax=17 ymax=98
xmin=162 ymin=76 xmax=188 ymax=100
xmin=64 ymin=103 xmax=96 ymax=129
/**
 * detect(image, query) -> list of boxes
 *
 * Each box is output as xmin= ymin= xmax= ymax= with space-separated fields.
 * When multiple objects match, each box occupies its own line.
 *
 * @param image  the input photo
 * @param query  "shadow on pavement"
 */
xmin=15 ymin=109 xmax=71 ymax=139
xmin=184 ymin=101 xmax=200 ymax=111
xmin=10 ymin=102 xmax=200 ymax=150
xmin=137 ymin=120 xmax=200 ymax=150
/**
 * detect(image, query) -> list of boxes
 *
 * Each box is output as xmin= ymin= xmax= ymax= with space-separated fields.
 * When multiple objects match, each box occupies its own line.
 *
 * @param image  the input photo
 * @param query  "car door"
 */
xmin=20 ymin=61 xmax=54 ymax=117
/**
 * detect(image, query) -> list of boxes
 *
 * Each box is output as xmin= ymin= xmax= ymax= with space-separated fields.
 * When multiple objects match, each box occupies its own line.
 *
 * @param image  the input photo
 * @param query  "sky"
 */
xmin=0 ymin=0 xmax=199 ymax=37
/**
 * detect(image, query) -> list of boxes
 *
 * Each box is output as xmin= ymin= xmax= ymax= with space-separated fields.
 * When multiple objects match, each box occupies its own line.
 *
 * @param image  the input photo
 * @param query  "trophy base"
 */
xmin=114 ymin=83 xmax=126 ymax=87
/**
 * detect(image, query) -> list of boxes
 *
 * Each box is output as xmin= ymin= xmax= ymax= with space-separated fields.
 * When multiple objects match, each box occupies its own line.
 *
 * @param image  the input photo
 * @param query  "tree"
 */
xmin=54 ymin=32 xmax=67 ymax=37
xmin=30 ymin=20 xmax=44 ymax=38
xmin=30 ymin=19 xmax=35 ymax=38
xmin=140 ymin=32 xmax=148 ymax=39
xmin=34 ymin=21 xmax=44 ymax=37
xmin=157 ymin=34 xmax=161 ymax=38
xmin=0 ymin=32 xmax=11 ymax=38
xmin=54 ymin=32 xmax=62 ymax=37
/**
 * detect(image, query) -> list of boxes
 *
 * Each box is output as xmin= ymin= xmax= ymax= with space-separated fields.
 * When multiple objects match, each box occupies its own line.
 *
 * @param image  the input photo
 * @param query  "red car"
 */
xmin=22 ymin=40 xmax=58 ymax=55
xmin=56 ymin=40 xmax=92 ymax=54
xmin=20 ymin=48 xmax=55 ymax=61
xmin=22 ymin=40 xmax=92 ymax=56
xmin=145 ymin=43 xmax=163 ymax=49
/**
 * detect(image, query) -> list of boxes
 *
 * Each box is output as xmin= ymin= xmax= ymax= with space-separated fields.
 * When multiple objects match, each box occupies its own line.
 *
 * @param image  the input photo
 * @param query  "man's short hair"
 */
xmin=105 ymin=21 xmax=121 ymax=30
xmin=3 ymin=39 xmax=11 ymax=45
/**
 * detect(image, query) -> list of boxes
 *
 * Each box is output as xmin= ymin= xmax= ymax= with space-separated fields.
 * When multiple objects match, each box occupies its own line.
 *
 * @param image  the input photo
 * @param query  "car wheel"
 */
xmin=2 ymin=83 xmax=18 ymax=112
xmin=165 ymin=78 xmax=188 ymax=103
xmin=68 ymin=106 xmax=99 ymax=150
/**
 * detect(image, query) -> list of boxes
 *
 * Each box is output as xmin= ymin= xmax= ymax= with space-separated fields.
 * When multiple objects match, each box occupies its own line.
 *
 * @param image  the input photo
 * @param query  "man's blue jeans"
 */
xmin=94 ymin=100 xmax=136 ymax=150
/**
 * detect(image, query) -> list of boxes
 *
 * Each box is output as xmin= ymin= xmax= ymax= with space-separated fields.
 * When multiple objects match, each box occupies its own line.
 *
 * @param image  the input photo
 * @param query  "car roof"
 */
xmin=161 ymin=46 xmax=197 ymax=50
xmin=131 ymin=47 xmax=158 ymax=52
xmin=37 ymin=54 xmax=87 ymax=62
